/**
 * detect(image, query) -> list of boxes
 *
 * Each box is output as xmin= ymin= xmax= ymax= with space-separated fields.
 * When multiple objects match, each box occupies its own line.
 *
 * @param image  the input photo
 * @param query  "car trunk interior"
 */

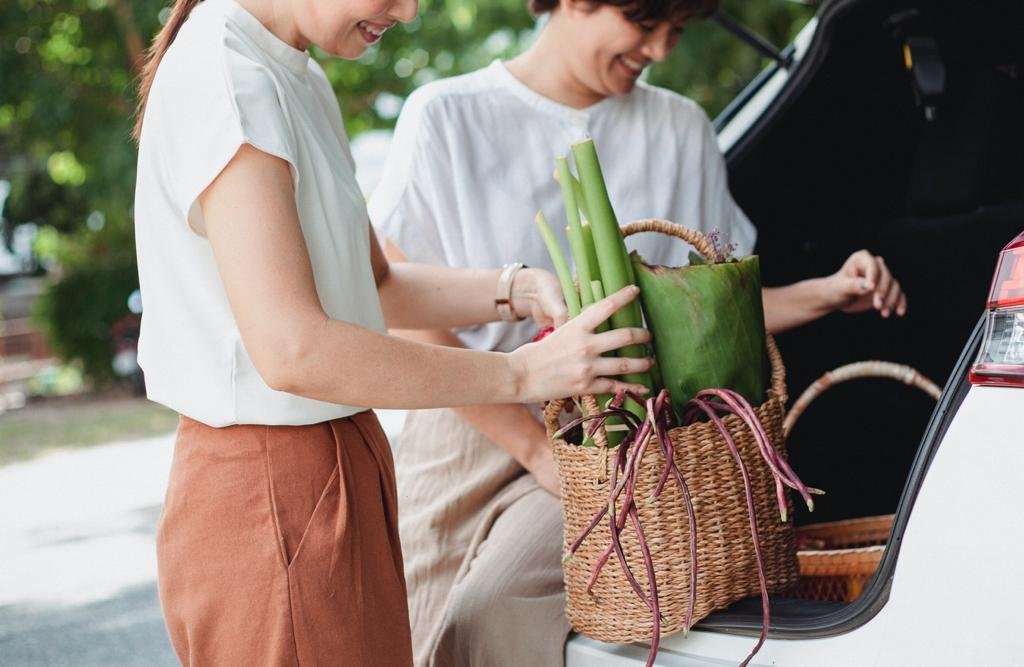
xmin=704 ymin=0 xmax=1023 ymax=628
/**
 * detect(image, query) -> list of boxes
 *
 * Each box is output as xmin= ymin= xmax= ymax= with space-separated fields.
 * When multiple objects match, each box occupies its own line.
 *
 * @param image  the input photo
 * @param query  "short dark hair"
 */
xmin=527 ymin=0 xmax=720 ymax=22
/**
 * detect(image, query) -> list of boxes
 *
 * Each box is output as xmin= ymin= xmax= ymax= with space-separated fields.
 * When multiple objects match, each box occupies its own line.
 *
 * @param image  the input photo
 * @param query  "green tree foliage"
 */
xmin=31 ymin=260 xmax=138 ymax=383
xmin=0 ymin=0 xmax=813 ymax=382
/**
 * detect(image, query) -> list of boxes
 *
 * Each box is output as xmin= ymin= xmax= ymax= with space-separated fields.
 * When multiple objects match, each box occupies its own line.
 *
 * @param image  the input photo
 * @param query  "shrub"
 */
xmin=32 ymin=260 xmax=138 ymax=385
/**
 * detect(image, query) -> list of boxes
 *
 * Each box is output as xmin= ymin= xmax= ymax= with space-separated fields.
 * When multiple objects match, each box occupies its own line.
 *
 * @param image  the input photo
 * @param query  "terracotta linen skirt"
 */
xmin=156 ymin=411 xmax=413 ymax=666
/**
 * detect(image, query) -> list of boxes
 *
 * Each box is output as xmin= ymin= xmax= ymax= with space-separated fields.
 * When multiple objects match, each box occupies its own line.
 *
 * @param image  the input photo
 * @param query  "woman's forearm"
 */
xmin=269 ymin=315 xmax=523 ymax=409
xmin=392 ymin=326 xmax=552 ymax=468
xmin=377 ymin=262 xmax=506 ymax=330
xmin=762 ymin=281 xmax=831 ymax=334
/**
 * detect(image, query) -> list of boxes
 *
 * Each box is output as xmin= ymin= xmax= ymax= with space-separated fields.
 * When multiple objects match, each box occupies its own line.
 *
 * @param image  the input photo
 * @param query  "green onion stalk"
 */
xmin=572 ymin=139 xmax=652 ymax=418
xmin=557 ymin=156 xmax=595 ymax=308
xmin=559 ymin=155 xmax=634 ymax=443
xmin=534 ymin=211 xmax=581 ymax=318
xmin=554 ymin=166 xmax=591 ymax=222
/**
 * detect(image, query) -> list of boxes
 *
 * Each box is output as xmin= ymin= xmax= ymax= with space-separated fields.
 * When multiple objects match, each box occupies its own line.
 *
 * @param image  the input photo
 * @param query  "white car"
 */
xmin=568 ymin=0 xmax=1024 ymax=664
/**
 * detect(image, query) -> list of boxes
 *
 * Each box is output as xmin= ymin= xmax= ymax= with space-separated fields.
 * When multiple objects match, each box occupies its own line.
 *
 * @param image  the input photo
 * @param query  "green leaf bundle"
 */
xmin=631 ymin=253 xmax=768 ymax=416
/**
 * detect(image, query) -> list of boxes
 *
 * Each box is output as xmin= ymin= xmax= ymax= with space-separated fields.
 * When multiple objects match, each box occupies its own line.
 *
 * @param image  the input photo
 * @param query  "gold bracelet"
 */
xmin=495 ymin=262 xmax=526 ymax=322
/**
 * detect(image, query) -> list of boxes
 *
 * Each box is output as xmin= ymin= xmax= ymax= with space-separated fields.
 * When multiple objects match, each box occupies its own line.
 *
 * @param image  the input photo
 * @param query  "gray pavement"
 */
xmin=0 ymin=409 xmax=406 ymax=666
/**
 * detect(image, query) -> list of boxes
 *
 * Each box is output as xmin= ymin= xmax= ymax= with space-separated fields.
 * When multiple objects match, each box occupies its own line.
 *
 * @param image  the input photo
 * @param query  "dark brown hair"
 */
xmin=132 ymin=0 xmax=202 ymax=142
xmin=528 ymin=0 xmax=719 ymax=22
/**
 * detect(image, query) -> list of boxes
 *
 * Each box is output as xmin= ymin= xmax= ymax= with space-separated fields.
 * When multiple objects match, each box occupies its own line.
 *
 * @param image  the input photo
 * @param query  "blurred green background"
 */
xmin=0 ymin=0 xmax=814 ymax=396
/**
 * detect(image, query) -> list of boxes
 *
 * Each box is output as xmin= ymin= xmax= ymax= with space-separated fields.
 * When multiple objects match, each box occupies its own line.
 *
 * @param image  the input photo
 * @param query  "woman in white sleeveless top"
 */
xmin=132 ymin=0 xmax=653 ymax=664
xmin=370 ymin=1 xmax=908 ymax=664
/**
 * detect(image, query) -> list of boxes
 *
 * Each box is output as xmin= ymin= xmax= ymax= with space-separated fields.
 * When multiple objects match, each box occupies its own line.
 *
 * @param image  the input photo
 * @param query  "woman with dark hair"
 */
xmin=369 ymin=1 xmax=907 ymax=665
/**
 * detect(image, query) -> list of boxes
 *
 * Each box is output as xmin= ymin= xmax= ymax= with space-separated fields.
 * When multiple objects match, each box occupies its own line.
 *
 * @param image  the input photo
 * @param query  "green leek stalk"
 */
xmin=632 ymin=252 xmax=768 ymax=416
xmin=580 ymin=222 xmax=602 ymax=299
xmin=588 ymin=279 xmax=624 ymax=446
xmin=557 ymin=156 xmax=595 ymax=307
xmin=589 ymin=280 xmax=605 ymax=307
xmin=567 ymin=227 xmax=594 ymax=305
xmin=534 ymin=211 xmax=581 ymax=317
xmin=571 ymin=139 xmax=651 ymax=392
xmin=554 ymin=167 xmax=591 ymax=222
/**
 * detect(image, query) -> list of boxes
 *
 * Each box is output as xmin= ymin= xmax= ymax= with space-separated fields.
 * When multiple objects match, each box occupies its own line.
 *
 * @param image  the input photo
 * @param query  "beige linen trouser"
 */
xmin=396 ymin=408 xmax=571 ymax=667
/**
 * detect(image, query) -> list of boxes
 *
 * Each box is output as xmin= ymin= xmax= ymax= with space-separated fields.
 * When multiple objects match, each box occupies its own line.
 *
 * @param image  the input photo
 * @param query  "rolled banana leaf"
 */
xmin=631 ymin=252 xmax=767 ymax=415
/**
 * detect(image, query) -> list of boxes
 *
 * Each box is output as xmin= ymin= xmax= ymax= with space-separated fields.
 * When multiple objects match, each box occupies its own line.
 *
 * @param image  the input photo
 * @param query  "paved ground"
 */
xmin=0 ymin=410 xmax=407 ymax=666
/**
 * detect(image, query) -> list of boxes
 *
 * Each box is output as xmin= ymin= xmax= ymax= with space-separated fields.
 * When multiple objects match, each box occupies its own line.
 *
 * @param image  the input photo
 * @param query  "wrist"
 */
xmin=510 ymin=267 xmax=539 ymax=319
xmin=811 ymin=274 xmax=843 ymax=315
xmin=495 ymin=263 xmax=527 ymax=322
xmin=520 ymin=434 xmax=554 ymax=473
xmin=803 ymin=276 xmax=838 ymax=316
xmin=504 ymin=349 xmax=530 ymax=404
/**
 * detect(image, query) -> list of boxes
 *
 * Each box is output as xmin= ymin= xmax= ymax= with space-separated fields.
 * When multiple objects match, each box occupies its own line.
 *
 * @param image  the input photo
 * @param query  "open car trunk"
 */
xmin=699 ymin=0 xmax=1023 ymax=632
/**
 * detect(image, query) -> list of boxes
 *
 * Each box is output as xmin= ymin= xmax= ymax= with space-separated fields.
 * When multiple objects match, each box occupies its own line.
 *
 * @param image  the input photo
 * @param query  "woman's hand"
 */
xmin=509 ymin=285 xmax=653 ymax=404
xmin=822 ymin=250 xmax=907 ymax=318
xmin=510 ymin=267 xmax=571 ymax=328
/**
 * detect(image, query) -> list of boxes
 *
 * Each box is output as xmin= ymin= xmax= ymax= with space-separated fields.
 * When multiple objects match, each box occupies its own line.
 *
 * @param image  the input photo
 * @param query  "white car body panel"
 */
xmin=877 ymin=386 xmax=1024 ymax=665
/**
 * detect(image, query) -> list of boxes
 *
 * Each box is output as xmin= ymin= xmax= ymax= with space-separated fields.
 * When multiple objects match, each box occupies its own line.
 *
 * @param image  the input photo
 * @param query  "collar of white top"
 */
xmin=220 ymin=0 xmax=311 ymax=76
xmin=487 ymin=60 xmax=614 ymax=127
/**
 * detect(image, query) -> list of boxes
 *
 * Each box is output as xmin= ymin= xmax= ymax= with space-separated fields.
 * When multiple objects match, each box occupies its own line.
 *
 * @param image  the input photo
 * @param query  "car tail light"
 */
xmin=970 ymin=231 xmax=1024 ymax=387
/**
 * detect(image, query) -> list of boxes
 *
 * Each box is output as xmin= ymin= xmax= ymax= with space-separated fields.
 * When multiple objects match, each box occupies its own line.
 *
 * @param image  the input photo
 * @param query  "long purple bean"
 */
xmin=700 ymin=389 xmax=820 ymax=506
xmin=629 ymin=504 xmax=660 ymax=667
xmin=695 ymin=389 xmax=811 ymax=518
xmin=584 ymin=405 xmax=664 ymax=614
xmin=601 ymin=428 xmax=656 ymax=611
xmin=723 ymin=389 xmax=824 ymax=499
xmin=689 ymin=398 xmax=769 ymax=667
xmin=684 ymin=396 xmax=792 ymax=521
xmin=564 ymin=432 xmax=638 ymax=561
xmin=653 ymin=406 xmax=698 ymax=635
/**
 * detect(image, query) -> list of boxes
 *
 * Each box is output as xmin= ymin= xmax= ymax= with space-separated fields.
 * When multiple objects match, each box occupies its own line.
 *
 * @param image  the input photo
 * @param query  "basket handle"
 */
xmin=542 ymin=219 xmax=787 ymax=444
xmin=621 ymin=218 xmax=717 ymax=261
xmin=782 ymin=361 xmax=942 ymax=437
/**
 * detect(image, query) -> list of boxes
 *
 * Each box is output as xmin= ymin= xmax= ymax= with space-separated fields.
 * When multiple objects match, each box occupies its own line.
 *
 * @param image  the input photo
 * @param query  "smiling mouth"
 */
xmin=357 ymin=20 xmax=393 ymax=43
xmin=619 ymin=55 xmax=647 ymax=75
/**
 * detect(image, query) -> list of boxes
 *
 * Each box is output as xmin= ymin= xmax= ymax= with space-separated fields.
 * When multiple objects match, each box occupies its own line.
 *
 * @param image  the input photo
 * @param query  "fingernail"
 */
xmin=859 ymin=280 xmax=870 ymax=291
xmin=882 ymin=309 xmax=890 ymax=318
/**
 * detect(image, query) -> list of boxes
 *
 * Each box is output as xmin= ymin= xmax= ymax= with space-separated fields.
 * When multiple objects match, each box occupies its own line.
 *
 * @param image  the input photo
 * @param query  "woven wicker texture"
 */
xmin=542 ymin=220 xmax=799 ymax=643
xmin=794 ymin=515 xmax=893 ymax=603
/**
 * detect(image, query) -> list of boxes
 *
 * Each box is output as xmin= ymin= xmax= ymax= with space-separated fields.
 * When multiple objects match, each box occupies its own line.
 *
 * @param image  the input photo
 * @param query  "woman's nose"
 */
xmin=641 ymin=25 xmax=677 ymax=63
xmin=390 ymin=0 xmax=418 ymax=23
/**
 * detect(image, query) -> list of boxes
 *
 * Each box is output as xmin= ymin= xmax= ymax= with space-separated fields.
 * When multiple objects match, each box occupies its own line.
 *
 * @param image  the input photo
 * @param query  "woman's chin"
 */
xmin=609 ymin=78 xmax=639 ymax=97
xmin=321 ymin=35 xmax=371 ymax=60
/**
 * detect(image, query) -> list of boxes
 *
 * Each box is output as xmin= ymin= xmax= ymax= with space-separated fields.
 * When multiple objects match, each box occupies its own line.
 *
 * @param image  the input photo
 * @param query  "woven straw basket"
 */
xmin=784 ymin=361 xmax=941 ymax=603
xmin=794 ymin=515 xmax=891 ymax=602
xmin=542 ymin=220 xmax=800 ymax=643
